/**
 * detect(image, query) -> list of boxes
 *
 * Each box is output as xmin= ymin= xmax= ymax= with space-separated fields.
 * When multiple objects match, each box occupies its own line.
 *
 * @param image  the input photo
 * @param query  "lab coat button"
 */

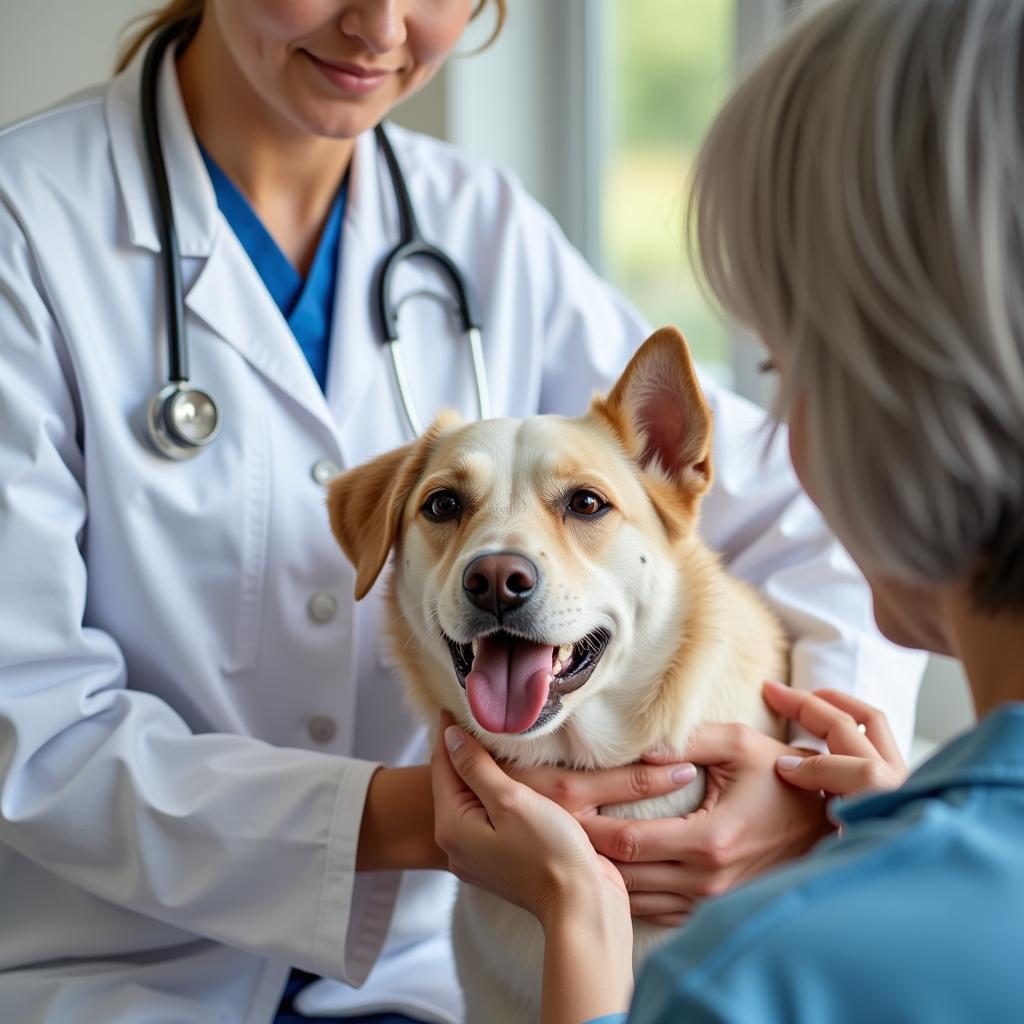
xmin=307 ymin=592 xmax=337 ymax=623
xmin=307 ymin=715 xmax=337 ymax=744
xmin=311 ymin=459 xmax=340 ymax=486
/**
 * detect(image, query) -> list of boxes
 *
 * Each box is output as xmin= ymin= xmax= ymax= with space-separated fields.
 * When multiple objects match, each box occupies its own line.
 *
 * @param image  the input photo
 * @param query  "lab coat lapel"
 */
xmin=107 ymin=42 xmax=338 ymax=441
xmin=106 ymin=37 xmax=215 ymax=257
xmin=184 ymin=234 xmax=337 ymax=438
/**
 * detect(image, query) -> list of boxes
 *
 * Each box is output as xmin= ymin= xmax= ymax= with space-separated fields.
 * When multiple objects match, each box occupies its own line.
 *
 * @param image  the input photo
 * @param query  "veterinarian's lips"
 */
xmin=444 ymin=628 xmax=611 ymax=734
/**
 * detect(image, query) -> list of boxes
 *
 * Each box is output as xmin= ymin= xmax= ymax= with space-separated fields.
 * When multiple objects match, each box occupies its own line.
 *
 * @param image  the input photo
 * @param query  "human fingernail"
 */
xmin=445 ymin=726 xmax=465 ymax=752
xmin=777 ymin=756 xmax=804 ymax=772
xmin=670 ymin=764 xmax=697 ymax=784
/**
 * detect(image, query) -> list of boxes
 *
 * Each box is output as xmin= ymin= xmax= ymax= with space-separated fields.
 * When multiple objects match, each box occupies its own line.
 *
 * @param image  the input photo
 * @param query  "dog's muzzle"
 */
xmin=443 ymin=626 xmax=611 ymax=735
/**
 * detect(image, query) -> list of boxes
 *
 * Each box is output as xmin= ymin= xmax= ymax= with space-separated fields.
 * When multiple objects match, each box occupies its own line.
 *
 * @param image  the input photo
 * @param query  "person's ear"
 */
xmin=591 ymin=326 xmax=713 ymax=530
xmin=327 ymin=412 xmax=460 ymax=599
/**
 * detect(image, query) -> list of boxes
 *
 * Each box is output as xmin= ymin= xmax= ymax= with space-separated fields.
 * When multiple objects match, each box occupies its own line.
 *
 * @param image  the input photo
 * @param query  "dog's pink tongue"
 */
xmin=466 ymin=634 xmax=553 ymax=734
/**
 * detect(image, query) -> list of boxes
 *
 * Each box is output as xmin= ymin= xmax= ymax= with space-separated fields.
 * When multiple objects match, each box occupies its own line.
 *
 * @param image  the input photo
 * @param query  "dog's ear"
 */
xmin=327 ymin=413 xmax=459 ymax=600
xmin=593 ymin=325 xmax=713 ymax=508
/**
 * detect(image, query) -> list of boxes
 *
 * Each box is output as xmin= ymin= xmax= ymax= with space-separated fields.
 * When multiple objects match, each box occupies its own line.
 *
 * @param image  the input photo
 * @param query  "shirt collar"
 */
xmin=836 ymin=703 xmax=1024 ymax=825
xmin=106 ymin=37 xmax=218 ymax=257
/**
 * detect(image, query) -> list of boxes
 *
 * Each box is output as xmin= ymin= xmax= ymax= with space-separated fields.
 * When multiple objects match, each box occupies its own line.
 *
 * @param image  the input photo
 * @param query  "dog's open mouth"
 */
xmin=444 ymin=628 xmax=611 ymax=735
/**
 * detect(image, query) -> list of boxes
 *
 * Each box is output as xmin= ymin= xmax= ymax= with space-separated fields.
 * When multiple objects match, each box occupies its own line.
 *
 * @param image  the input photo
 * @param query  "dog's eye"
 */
xmin=568 ymin=490 xmax=608 ymax=517
xmin=422 ymin=490 xmax=462 ymax=522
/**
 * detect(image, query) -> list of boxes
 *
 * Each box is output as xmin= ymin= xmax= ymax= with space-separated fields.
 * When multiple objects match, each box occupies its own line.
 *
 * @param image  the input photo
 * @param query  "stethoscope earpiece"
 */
xmin=147 ymin=383 xmax=220 ymax=460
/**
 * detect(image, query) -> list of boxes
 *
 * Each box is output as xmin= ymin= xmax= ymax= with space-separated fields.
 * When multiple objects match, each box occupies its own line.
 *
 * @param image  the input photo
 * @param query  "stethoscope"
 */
xmin=141 ymin=20 xmax=491 ymax=460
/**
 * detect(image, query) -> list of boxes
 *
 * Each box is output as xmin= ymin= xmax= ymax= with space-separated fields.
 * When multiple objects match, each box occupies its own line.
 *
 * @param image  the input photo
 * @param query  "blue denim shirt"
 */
xmin=597 ymin=703 xmax=1024 ymax=1024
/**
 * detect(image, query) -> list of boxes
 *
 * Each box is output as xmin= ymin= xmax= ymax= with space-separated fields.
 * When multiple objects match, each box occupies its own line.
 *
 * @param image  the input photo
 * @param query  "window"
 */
xmin=427 ymin=0 xmax=792 ymax=401
xmin=599 ymin=0 xmax=737 ymax=386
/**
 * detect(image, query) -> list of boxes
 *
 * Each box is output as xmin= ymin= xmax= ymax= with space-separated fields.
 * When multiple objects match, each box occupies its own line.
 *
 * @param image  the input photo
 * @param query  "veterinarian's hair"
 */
xmin=115 ymin=0 xmax=507 ymax=73
xmin=688 ymin=0 xmax=1024 ymax=611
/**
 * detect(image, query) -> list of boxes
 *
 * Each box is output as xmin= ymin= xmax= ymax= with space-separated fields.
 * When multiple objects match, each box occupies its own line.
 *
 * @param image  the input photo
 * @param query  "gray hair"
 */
xmin=689 ymin=0 xmax=1024 ymax=610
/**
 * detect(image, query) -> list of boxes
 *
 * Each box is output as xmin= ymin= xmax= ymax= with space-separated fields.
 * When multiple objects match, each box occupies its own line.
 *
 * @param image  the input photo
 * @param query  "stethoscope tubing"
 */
xmin=372 ymin=124 xmax=491 ymax=435
xmin=141 ymin=21 xmax=190 ymax=385
xmin=140 ymin=19 xmax=491 ymax=456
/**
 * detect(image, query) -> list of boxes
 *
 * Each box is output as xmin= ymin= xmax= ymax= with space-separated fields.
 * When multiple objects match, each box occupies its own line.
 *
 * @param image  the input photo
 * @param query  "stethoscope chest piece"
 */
xmin=147 ymin=383 xmax=220 ymax=460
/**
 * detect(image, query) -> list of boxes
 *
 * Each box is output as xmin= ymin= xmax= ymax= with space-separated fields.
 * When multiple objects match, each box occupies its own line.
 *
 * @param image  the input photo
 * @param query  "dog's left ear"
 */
xmin=593 ymin=325 xmax=713 ymax=504
xmin=327 ymin=413 xmax=458 ymax=600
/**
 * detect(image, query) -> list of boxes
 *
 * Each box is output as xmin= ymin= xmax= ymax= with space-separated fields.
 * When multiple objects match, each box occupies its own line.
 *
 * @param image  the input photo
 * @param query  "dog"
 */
xmin=328 ymin=327 xmax=788 ymax=1022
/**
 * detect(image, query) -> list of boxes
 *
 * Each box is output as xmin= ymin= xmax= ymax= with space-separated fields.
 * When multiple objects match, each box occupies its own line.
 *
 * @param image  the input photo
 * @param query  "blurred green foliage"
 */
xmin=613 ymin=0 xmax=735 ymax=145
xmin=601 ymin=0 xmax=734 ymax=376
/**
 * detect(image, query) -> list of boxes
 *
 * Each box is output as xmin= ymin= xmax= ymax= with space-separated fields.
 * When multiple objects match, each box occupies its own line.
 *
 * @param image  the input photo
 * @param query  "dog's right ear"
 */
xmin=327 ymin=414 xmax=458 ymax=600
xmin=592 ymin=326 xmax=713 ymax=527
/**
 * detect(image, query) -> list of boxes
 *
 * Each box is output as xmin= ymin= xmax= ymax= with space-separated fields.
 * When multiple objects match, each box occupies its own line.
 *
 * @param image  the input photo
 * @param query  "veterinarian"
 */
xmin=431 ymin=0 xmax=1024 ymax=1021
xmin=0 ymin=1 xmax=924 ymax=1022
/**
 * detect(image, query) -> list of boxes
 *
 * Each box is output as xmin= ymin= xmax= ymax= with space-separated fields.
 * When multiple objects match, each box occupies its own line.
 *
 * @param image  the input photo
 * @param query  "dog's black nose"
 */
xmin=462 ymin=552 xmax=538 ymax=617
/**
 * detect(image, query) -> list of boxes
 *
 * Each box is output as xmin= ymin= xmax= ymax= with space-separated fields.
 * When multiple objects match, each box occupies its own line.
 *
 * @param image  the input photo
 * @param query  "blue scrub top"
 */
xmin=200 ymin=146 xmax=346 ymax=393
xmin=603 ymin=703 xmax=1024 ymax=1024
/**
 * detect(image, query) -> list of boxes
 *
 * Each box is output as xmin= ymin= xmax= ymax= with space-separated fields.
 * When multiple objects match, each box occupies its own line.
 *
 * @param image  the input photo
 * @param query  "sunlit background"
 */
xmin=601 ymin=0 xmax=735 ymax=382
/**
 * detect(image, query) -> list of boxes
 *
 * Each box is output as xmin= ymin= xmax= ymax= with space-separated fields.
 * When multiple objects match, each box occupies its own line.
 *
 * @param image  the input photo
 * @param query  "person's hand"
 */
xmin=430 ymin=713 xmax=631 ymax=932
xmin=432 ymin=714 xmax=636 ymax=1023
xmin=564 ymin=721 xmax=833 ymax=926
xmin=508 ymin=754 xmax=700 ymax=826
xmin=763 ymin=680 xmax=908 ymax=796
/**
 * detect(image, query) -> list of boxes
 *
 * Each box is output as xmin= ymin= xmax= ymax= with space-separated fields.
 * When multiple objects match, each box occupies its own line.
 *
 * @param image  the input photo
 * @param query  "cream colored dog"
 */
xmin=328 ymin=327 xmax=788 ymax=1023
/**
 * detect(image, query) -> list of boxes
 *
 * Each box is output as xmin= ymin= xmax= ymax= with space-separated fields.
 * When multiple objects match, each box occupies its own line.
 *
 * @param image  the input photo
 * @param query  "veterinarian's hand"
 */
xmin=763 ymin=680 xmax=908 ymax=796
xmin=431 ymin=714 xmax=631 ymax=930
xmin=509 ymin=758 xmax=699 ymax=820
xmin=578 ymin=720 xmax=833 ymax=925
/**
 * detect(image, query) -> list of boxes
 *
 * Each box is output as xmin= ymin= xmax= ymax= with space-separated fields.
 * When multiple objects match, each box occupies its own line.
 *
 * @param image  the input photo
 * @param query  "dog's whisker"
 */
xmin=399 ymin=603 xmax=445 ymax=651
xmin=384 ymin=600 xmax=446 ymax=654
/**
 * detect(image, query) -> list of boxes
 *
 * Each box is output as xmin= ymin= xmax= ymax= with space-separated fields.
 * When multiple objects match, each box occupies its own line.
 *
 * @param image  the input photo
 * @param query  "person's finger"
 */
xmin=615 ymin=861 xmax=691 ymax=895
xmin=810 ymin=689 xmax=905 ymax=768
xmin=627 ymin=891 xmax=691 ymax=917
xmin=581 ymin=813 xmax=677 ymax=863
xmin=678 ymin=721 xmax=771 ymax=766
xmin=514 ymin=759 xmax=697 ymax=813
xmin=581 ymin=810 xmax=737 ymax=866
xmin=429 ymin=720 xmax=485 ymax=827
xmin=762 ymin=682 xmax=879 ymax=759
xmin=616 ymin=861 xmax=689 ymax=893
xmin=639 ymin=747 xmax=683 ymax=766
xmin=616 ymin=861 xmax=732 ymax=902
xmin=441 ymin=723 xmax=527 ymax=821
xmin=637 ymin=912 xmax=688 ymax=928
xmin=776 ymin=752 xmax=900 ymax=796
xmin=430 ymin=713 xmax=476 ymax=800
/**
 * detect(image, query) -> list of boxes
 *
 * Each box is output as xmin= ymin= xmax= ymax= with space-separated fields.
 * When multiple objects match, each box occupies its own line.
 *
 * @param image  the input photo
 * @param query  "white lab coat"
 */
xmin=0 ymin=46 xmax=925 ymax=1024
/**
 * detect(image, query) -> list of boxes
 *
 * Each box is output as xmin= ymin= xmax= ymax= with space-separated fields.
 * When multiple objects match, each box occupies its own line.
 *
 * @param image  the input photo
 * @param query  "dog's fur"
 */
xmin=328 ymin=328 xmax=788 ymax=1022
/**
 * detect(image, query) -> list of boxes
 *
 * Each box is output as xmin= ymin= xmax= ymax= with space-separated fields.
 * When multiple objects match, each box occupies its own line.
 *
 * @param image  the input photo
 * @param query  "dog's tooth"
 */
xmin=471 ymin=638 xmax=478 ymax=657
xmin=557 ymin=643 xmax=572 ymax=664
xmin=552 ymin=660 xmax=563 ymax=676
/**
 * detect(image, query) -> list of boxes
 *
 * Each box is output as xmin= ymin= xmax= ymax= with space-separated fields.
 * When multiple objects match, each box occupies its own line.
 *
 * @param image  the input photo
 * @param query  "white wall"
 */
xmin=0 ymin=0 xmax=974 ymax=757
xmin=0 ymin=1 xmax=150 ymax=127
